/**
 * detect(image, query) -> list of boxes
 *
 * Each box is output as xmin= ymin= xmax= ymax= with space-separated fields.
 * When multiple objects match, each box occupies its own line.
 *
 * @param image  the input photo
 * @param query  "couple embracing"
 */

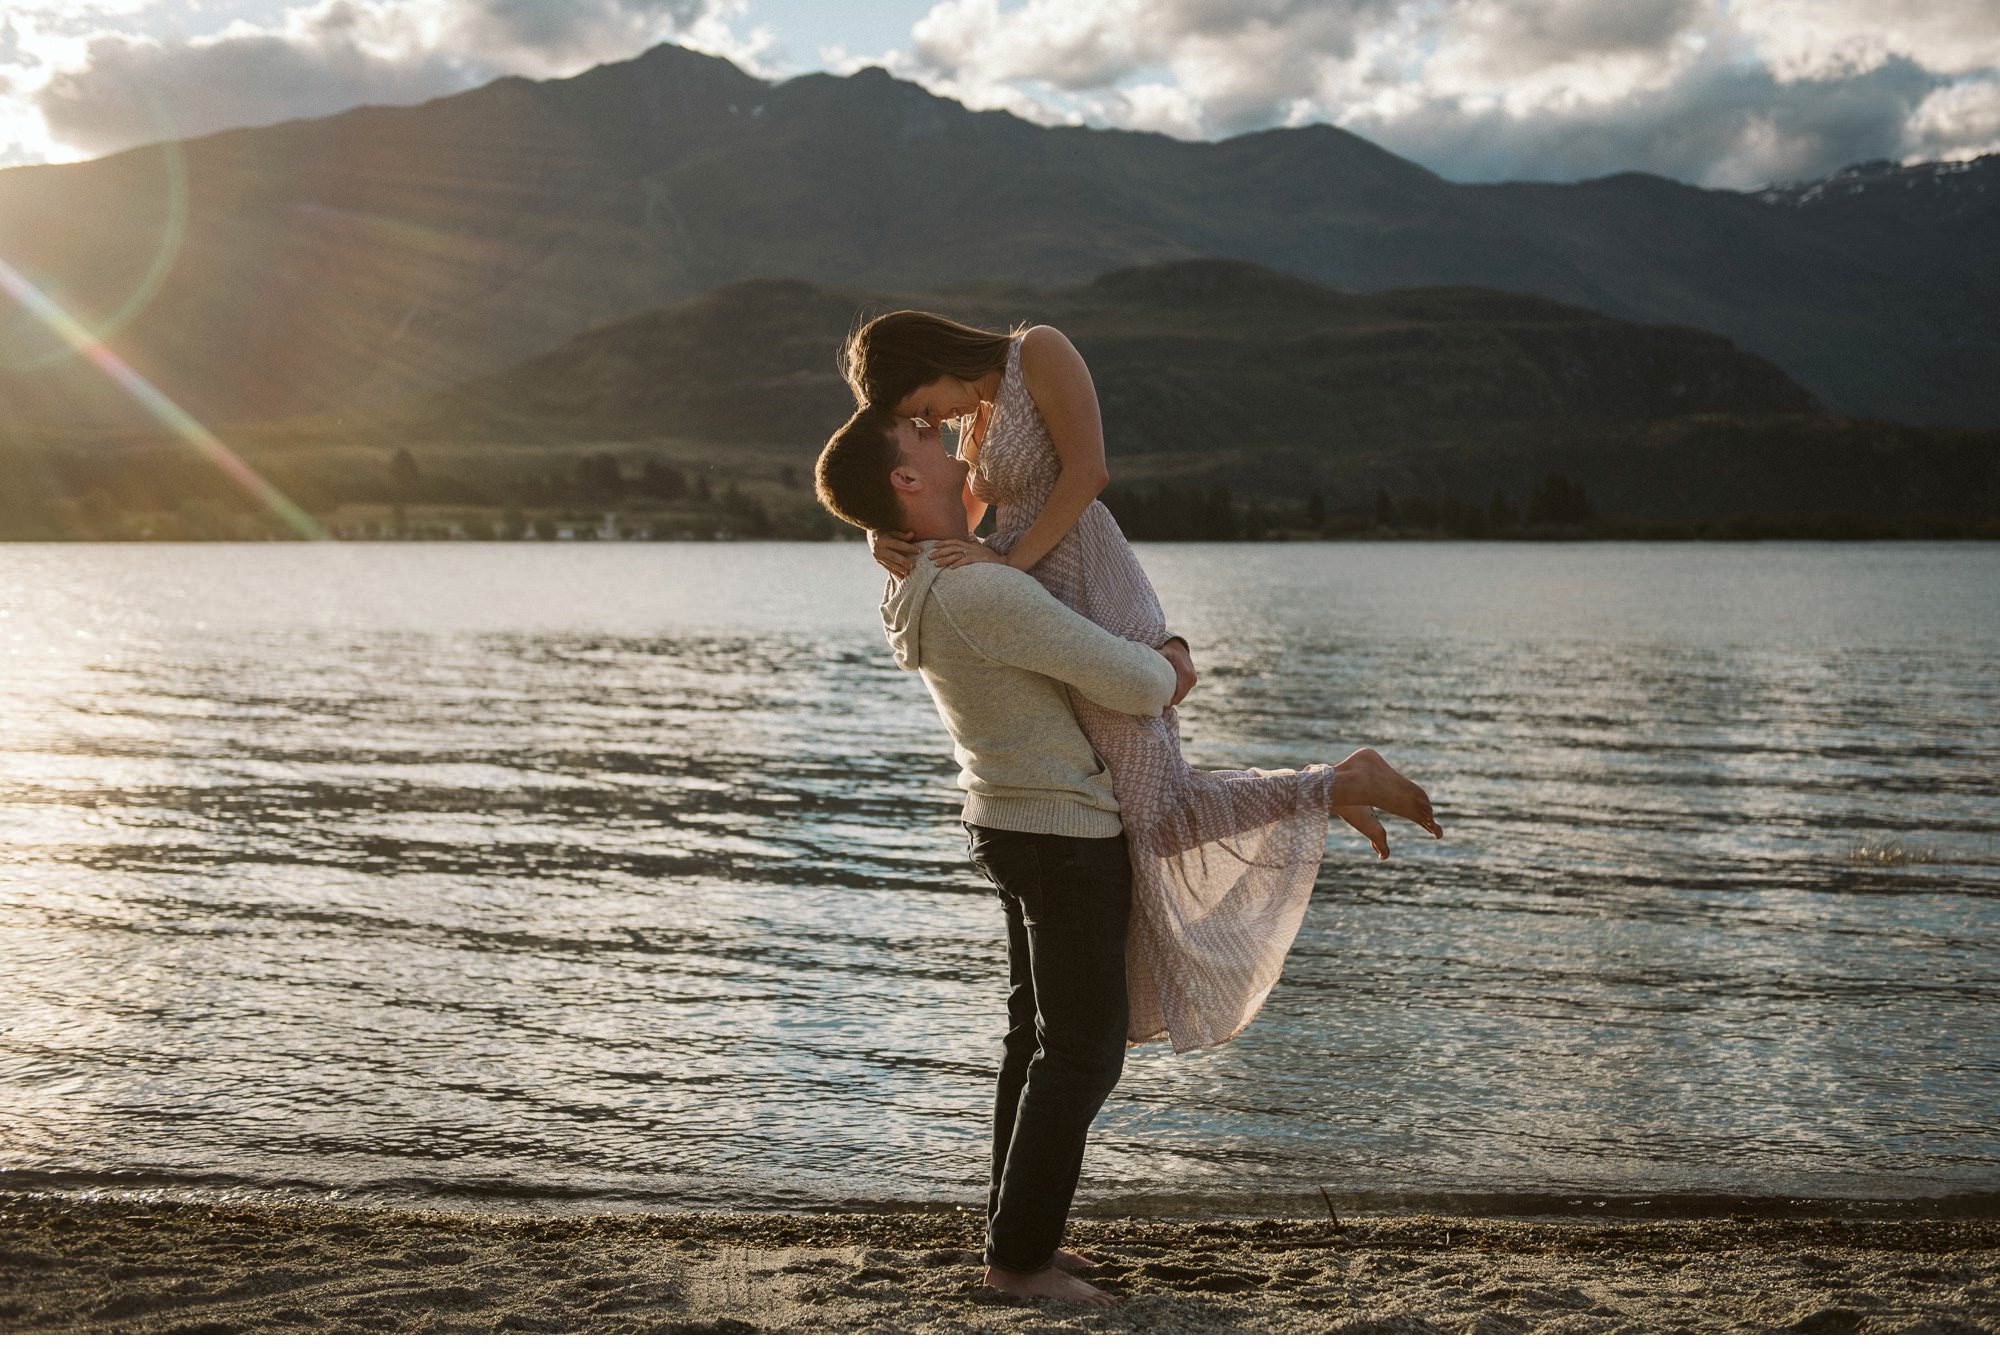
xmin=813 ymin=312 xmax=1442 ymax=1305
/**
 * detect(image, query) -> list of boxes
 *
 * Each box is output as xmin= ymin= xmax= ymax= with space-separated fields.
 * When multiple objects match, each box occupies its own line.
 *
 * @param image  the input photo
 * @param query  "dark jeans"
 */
xmin=963 ymin=822 xmax=1132 ymax=1274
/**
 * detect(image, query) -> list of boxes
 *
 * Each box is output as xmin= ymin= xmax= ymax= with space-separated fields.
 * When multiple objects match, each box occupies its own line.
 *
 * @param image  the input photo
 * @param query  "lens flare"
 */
xmin=5 ymin=109 xmax=189 ymax=374
xmin=0 ymin=255 xmax=328 ymax=540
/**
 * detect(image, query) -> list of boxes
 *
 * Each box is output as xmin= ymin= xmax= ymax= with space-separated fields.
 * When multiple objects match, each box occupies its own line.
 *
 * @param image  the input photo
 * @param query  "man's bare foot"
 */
xmin=1052 ymin=1247 xmax=1099 ymax=1272
xmin=983 ymin=1263 xmax=1121 ymax=1306
xmin=1331 ymin=747 xmax=1443 ymax=857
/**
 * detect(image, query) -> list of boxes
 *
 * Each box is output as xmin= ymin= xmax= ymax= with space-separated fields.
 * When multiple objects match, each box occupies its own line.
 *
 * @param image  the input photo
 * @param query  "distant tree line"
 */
xmin=0 ymin=443 xmax=832 ymax=542
xmin=4 ymin=440 xmax=1993 ymax=542
xmin=405 ymin=454 xmax=781 ymax=539
xmin=1101 ymin=482 xmax=1247 ymax=540
xmin=1104 ymin=472 xmax=1599 ymax=540
xmin=1367 ymin=473 xmax=1595 ymax=534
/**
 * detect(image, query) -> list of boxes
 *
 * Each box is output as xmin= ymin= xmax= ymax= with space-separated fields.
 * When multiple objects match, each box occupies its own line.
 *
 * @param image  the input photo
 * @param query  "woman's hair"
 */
xmin=814 ymin=403 xmax=905 ymax=534
xmin=843 ymin=309 xmax=1024 ymax=411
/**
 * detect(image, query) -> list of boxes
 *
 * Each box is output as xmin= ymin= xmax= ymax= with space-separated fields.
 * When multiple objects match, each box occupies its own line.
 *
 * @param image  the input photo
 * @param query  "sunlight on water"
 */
xmin=0 ymin=541 xmax=1995 ymax=1213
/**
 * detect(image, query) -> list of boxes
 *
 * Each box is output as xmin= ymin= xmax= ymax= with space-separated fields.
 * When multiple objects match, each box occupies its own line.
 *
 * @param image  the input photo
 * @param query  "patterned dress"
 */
xmin=970 ymin=335 xmax=1339 ymax=1053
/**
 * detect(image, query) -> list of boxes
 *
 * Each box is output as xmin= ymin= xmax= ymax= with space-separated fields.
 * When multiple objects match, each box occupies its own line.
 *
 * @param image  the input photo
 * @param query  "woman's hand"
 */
xmin=867 ymin=528 xmax=920 ymax=579
xmin=930 ymin=538 xmax=1010 ymax=569
xmin=1159 ymin=636 xmax=1198 ymax=706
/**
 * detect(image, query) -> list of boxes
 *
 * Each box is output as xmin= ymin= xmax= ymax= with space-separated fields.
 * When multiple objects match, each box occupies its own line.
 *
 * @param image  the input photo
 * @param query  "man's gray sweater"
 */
xmin=883 ymin=541 xmax=1177 ymax=838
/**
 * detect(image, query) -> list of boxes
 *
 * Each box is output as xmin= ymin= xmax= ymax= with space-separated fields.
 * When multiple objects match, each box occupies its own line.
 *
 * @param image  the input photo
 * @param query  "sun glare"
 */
xmin=0 ymin=254 xmax=328 ymax=540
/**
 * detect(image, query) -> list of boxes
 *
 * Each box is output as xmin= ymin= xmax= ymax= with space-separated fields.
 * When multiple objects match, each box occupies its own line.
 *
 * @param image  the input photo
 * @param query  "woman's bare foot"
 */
xmin=1052 ymin=1247 xmax=1099 ymax=1272
xmin=983 ymin=1263 xmax=1121 ymax=1306
xmin=1330 ymin=747 xmax=1443 ymax=857
xmin=1335 ymin=803 xmax=1390 ymax=859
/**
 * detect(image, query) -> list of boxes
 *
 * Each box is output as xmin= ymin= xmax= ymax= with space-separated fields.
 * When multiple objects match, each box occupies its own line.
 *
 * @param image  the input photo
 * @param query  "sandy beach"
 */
xmin=1 ymin=1193 xmax=1994 ymax=1333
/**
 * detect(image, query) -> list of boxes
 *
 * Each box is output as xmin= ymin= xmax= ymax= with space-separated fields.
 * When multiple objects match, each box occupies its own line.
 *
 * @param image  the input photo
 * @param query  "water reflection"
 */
xmin=0 ymin=542 xmax=1996 ymax=1211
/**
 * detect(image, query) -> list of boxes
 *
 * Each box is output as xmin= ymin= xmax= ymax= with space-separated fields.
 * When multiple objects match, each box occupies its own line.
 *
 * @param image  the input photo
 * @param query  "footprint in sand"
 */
xmin=917 ymin=1249 xmax=977 ymax=1267
xmin=775 ymin=1257 xmax=846 ymax=1275
xmin=1788 ymin=1306 xmax=1866 ymax=1332
xmin=1135 ymin=1260 xmax=1270 ymax=1293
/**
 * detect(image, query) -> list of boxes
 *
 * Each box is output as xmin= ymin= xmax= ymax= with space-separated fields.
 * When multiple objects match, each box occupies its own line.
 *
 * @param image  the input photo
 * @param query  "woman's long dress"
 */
xmin=971 ymin=335 xmax=1340 ymax=1053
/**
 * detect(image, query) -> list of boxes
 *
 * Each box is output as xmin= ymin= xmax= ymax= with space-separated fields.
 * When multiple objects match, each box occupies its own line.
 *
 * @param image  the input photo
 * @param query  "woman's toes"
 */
xmin=1336 ymin=804 xmax=1389 ymax=859
xmin=1416 ymin=794 xmax=1443 ymax=838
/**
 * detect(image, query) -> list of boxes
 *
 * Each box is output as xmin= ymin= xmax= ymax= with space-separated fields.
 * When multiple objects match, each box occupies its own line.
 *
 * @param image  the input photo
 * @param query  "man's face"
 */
xmin=892 ymin=415 xmax=968 ymax=495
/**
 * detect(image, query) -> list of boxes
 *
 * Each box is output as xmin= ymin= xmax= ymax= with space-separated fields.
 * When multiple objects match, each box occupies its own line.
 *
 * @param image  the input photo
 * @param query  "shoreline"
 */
xmin=8 ymin=1174 xmax=2000 ymax=1224
xmin=3 ymin=1192 xmax=1995 ymax=1333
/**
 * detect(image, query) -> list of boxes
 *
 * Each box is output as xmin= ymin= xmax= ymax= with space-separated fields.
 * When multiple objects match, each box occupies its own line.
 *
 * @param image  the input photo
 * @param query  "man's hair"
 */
xmin=842 ymin=309 xmax=1022 ymax=410
xmin=815 ymin=403 xmax=906 ymax=533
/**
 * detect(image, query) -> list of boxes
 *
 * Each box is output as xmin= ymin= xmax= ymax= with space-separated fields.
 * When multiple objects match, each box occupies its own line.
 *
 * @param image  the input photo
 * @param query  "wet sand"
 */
xmin=1 ymin=1193 xmax=1995 ymax=1333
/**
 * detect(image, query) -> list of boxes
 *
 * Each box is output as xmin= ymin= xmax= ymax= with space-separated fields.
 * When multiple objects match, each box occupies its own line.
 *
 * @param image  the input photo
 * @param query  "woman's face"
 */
xmin=894 ymin=375 xmax=979 ymax=429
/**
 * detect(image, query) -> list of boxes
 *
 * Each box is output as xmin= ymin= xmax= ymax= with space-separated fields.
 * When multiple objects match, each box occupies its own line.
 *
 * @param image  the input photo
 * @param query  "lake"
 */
xmin=1 ymin=541 xmax=1995 ymax=1216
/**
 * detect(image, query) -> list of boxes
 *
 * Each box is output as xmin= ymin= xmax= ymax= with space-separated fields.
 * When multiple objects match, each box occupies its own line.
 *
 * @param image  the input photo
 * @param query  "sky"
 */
xmin=1 ymin=1 xmax=1997 ymax=189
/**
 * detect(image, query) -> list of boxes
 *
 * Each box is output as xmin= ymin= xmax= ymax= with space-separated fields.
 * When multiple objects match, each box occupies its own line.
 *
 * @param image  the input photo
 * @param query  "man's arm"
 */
xmin=931 ymin=568 xmax=1176 ymax=716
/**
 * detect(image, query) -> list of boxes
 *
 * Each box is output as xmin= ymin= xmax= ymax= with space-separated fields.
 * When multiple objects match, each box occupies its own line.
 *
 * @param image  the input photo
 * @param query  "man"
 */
xmin=816 ymin=405 xmax=1173 ymax=1306
xmin=813 ymin=407 xmax=1436 ymax=1305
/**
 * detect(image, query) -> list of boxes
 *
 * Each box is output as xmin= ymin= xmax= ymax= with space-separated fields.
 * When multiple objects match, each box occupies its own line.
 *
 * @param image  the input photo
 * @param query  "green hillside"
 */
xmin=4 ymin=261 xmax=1994 ymax=541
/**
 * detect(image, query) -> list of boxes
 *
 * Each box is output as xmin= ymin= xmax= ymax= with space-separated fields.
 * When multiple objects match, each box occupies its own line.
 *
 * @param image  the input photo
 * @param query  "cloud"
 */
xmin=1905 ymin=75 xmax=2000 ymax=163
xmin=894 ymin=0 xmax=1406 ymax=137
xmin=21 ymin=0 xmax=772 ymax=159
xmin=1353 ymin=51 xmax=1941 ymax=188
xmin=1729 ymin=0 xmax=2000 ymax=82
xmin=454 ymin=0 xmax=713 ymax=64
xmin=1467 ymin=0 xmax=1702 ymax=65
xmin=418 ymin=0 xmax=766 ymax=75
xmin=877 ymin=0 xmax=2000 ymax=186
xmin=909 ymin=0 xmax=1153 ymax=92
xmin=8 ymin=0 xmax=1999 ymax=185
xmin=38 ymin=23 xmax=470 ymax=156
xmin=0 ymin=19 xmax=36 ymax=74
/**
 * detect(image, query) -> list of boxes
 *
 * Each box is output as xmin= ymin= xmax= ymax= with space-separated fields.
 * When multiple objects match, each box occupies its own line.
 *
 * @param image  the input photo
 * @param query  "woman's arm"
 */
xmin=1002 ymin=325 xmax=1108 ymax=573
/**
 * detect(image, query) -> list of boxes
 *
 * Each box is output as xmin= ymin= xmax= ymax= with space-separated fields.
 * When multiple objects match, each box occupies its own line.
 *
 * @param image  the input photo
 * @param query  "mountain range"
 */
xmin=1 ymin=40 xmax=1996 ymax=448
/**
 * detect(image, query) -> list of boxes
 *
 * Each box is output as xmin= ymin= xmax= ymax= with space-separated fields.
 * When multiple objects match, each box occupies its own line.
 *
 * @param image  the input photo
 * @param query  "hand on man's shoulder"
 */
xmin=928 ymin=555 xmax=1041 ymax=604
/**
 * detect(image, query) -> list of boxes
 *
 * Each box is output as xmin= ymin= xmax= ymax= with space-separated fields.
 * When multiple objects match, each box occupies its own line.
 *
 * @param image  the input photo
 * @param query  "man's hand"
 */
xmin=866 ymin=528 xmax=920 ymax=579
xmin=1158 ymin=636 xmax=1197 ymax=707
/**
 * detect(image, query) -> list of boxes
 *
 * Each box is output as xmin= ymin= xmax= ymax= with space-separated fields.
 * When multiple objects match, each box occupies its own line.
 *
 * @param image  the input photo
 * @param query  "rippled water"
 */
xmin=1 ymin=541 xmax=1996 ymax=1215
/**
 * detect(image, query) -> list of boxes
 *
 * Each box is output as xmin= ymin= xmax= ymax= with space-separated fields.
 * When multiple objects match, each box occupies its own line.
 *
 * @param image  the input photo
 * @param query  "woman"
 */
xmin=847 ymin=310 xmax=1441 ymax=1052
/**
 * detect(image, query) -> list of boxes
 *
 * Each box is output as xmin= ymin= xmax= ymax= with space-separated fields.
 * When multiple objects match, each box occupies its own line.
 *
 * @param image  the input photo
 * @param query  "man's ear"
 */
xmin=889 ymin=463 xmax=922 ymax=495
